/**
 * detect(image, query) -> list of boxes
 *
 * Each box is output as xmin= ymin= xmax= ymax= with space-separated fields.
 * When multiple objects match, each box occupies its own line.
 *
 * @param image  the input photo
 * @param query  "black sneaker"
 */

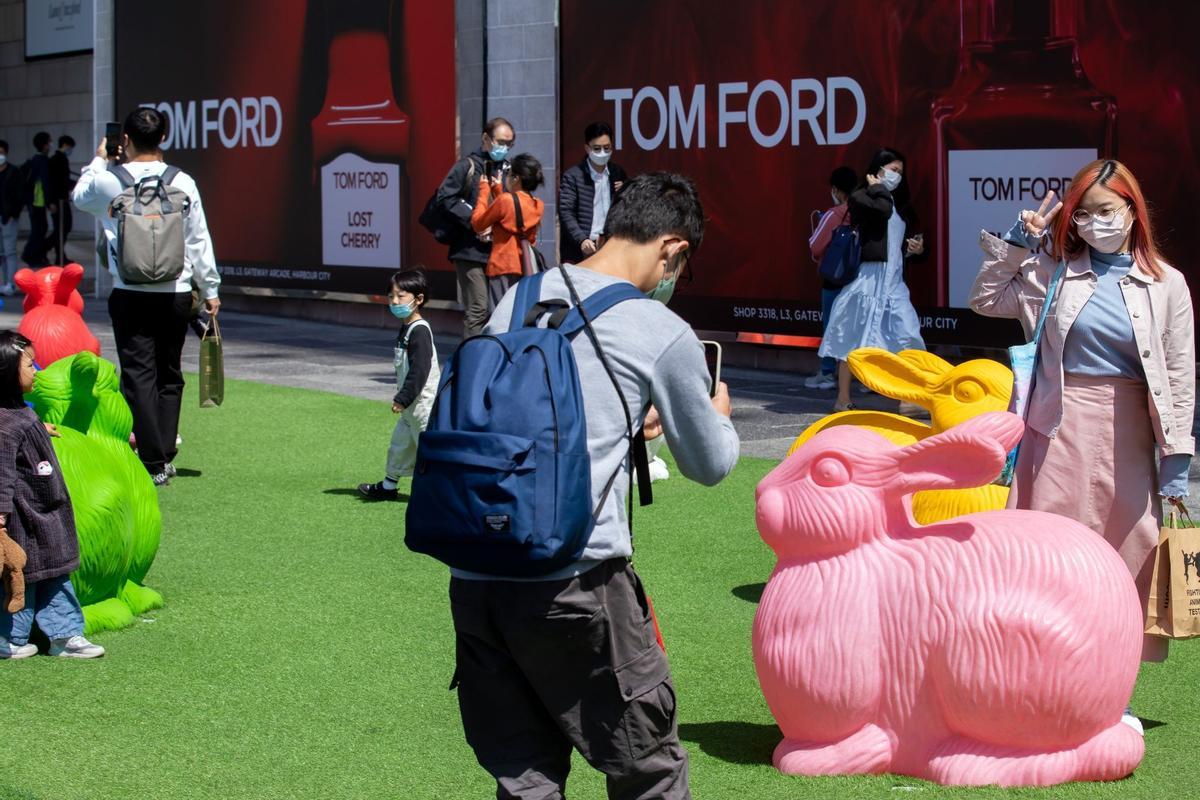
xmin=357 ymin=481 xmax=398 ymax=501
xmin=151 ymin=470 xmax=171 ymax=486
xmin=164 ymin=463 xmax=177 ymax=478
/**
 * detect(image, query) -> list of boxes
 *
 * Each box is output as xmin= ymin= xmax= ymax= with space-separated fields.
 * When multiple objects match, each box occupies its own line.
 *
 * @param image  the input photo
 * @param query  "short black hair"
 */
xmin=0 ymin=331 xmax=32 ymax=409
xmin=603 ymin=172 xmax=705 ymax=253
xmin=584 ymin=122 xmax=613 ymax=144
xmin=124 ymin=108 xmax=168 ymax=152
xmin=484 ymin=117 xmax=514 ymax=138
xmin=58 ymin=135 xmax=75 ymax=148
xmin=33 ymin=131 xmax=51 ymax=151
xmin=0 ymin=140 xmax=8 ymax=153
xmin=390 ymin=268 xmax=429 ymax=307
xmin=510 ymin=153 xmax=544 ymax=192
xmin=830 ymin=166 xmax=857 ymax=196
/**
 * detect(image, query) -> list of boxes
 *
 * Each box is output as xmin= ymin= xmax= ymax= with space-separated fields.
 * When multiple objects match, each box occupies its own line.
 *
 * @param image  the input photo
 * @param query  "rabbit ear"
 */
xmin=898 ymin=350 xmax=953 ymax=382
xmin=849 ymin=348 xmax=936 ymax=407
xmin=894 ymin=412 xmax=1022 ymax=492
xmin=12 ymin=268 xmax=36 ymax=294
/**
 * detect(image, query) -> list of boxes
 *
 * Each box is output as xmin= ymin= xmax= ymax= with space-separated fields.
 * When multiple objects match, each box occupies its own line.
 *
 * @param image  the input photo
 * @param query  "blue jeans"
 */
xmin=0 ymin=574 xmax=85 ymax=644
xmin=820 ymin=287 xmax=843 ymax=375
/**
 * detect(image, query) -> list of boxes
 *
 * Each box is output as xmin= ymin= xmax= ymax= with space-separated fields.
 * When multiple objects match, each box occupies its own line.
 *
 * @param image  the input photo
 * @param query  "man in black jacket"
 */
xmin=20 ymin=132 xmax=52 ymax=269
xmin=433 ymin=117 xmax=514 ymax=337
xmin=558 ymin=122 xmax=629 ymax=265
xmin=47 ymin=135 xmax=75 ymax=266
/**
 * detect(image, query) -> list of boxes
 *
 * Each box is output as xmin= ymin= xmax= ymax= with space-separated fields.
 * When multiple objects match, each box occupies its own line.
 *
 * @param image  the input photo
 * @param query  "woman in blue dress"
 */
xmin=818 ymin=147 xmax=926 ymax=410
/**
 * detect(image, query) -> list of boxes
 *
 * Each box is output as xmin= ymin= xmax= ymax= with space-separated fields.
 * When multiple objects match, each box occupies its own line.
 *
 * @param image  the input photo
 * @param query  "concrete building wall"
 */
xmin=0 ymin=0 xmax=97 ymax=244
xmin=456 ymin=0 xmax=559 ymax=262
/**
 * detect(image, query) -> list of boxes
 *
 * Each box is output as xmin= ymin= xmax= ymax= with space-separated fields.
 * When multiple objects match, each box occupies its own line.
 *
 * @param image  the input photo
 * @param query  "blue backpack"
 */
xmin=405 ymin=268 xmax=648 ymax=576
xmin=817 ymin=224 xmax=861 ymax=287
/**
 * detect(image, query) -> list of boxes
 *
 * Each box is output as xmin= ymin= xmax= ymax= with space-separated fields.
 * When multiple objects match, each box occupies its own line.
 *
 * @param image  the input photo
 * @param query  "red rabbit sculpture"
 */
xmin=15 ymin=263 xmax=100 ymax=367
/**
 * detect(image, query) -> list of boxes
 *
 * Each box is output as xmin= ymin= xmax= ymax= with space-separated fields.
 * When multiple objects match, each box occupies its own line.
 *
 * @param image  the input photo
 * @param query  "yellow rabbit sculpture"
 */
xmin=789 ymin=349 xmax=1013 ymax=523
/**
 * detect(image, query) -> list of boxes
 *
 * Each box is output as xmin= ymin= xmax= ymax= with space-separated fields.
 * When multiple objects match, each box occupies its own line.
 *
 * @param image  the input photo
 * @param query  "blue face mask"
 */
xmin=389 ymin=301 xmax=415 ymax=320
xmin=489 ymin=144 xmax=509 ymax=162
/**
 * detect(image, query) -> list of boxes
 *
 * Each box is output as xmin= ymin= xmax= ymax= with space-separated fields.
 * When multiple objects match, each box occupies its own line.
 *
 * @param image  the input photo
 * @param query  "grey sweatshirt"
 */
xmin=451 ymin=265 xmax=741 ymax=581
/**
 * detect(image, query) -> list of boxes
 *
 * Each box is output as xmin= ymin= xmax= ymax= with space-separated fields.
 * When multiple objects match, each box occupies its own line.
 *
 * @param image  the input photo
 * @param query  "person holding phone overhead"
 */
xmin=968 ymin=160 xmax=1194 ymax=732
xmin=818 ymin=147 xmax=926 ymax=411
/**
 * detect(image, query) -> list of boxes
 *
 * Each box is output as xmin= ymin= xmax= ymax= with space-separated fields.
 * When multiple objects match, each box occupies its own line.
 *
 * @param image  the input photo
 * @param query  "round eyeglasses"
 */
xmin=1072 ymin=204 xmax=1129 ymax=225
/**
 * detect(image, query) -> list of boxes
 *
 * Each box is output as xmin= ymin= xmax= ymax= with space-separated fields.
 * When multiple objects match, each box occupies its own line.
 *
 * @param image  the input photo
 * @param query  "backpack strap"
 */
xmin=509 ymin=188 xmax=527 ymax=240
xmin=108 ymin=163 xmax=136 ymax=189
xmin=160 ymin=165 xmax=181 ymax=186
xmin=555 ymin=265 xmax=655 ymax=516
xmin=554 ymin=283 xmax=645 ymax=338
xmin=402 ymin=317 xmax=432 ymax=346
xmin=509 ymin=270 xmax=546 ymax=330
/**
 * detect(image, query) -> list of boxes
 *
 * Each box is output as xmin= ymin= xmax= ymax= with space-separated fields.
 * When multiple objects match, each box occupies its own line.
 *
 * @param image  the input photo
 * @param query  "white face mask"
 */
xmin=589 ymin=149 xmax=612 ymax=167
xmin=831 ymin=190 xmax=841 ymax=206
xmin=0 ymin=154 xmax=6 ymax=167
xmin=1076 ymin=209 xmax=1133 ymax=254
xmin=880 ymin=168 xmax=902 ymax=192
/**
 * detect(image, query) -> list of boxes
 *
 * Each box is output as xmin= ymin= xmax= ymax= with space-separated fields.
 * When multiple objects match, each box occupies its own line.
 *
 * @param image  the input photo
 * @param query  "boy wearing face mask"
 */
xmin=559 ymin=121 xmax=630 ymax=265
xmin=0 ymin=140 xmax=21 ymax=295
xmin=359 ymin=268 xmax=441 ymax=501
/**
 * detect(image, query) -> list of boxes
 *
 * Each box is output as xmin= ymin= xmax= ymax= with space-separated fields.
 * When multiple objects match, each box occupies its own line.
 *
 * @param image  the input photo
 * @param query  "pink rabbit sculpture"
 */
xmin=753 ymin=411 xmax=1144 ymax=787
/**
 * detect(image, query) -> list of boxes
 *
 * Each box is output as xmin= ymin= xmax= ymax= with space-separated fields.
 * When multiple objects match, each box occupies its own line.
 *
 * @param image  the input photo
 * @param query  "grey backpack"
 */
xmin=108 ymin=164 xmax=190 ymax=284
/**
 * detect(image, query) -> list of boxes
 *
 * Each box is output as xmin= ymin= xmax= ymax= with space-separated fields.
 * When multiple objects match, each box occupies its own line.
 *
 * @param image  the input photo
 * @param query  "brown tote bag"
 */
xmin=199 ymin=316 xmax=224 ymax=408
xmin=1146 ymin=504 xmax=1200 ymax=639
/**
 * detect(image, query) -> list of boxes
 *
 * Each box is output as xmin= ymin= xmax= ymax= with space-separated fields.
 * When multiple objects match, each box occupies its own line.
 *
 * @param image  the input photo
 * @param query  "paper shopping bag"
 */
xmin=199 ymin=317 xmax=224 ymax=408
xmin=1146 ymin=507 xmax=1200 ymax=639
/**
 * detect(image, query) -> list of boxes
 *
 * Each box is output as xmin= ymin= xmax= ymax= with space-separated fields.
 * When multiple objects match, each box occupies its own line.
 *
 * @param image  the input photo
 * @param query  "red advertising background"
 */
xmin=561 ymin=0 xmax=1200 ymax=346
xmin=114 ymin=0 xmax=456 ymax=297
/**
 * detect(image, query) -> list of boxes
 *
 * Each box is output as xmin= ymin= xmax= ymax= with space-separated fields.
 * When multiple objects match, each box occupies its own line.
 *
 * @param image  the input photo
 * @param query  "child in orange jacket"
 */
xmin=471 ymin=154 xmax=545 ymax=309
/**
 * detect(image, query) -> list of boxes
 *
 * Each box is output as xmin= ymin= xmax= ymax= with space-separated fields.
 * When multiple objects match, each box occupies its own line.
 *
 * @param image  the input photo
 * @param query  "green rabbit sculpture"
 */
xmin=28 ymin=351 xmax=163 ymax=633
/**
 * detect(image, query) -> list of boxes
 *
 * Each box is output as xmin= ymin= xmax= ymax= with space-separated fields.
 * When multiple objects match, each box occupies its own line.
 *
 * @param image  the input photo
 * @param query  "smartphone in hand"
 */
xmin=701 ymin=340 xmax=723 ymax=398
xmin=104 ymin=122 xmax=122 ymax=157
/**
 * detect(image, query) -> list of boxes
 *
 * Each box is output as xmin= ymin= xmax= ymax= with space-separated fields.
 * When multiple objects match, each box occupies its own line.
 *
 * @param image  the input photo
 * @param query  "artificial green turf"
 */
xmin=3 ymin=377 xmax=1196 ymax=799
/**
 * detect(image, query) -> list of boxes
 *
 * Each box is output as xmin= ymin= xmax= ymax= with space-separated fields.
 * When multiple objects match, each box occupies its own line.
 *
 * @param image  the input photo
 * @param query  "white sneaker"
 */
xmin=1120 ymin=706 xmax=1144 ymax=736
xmin=0 ymin=640 xmax=38 ymax=659
xmin=49 ymin=635 xmax=105 ymax=659
xmin=0 ymin=284 xmax=14 ymax=297
xmin=803 ymin=373 xmax=826 ymax=388
xmin=648 ymin=456 xmax=670 ymax=483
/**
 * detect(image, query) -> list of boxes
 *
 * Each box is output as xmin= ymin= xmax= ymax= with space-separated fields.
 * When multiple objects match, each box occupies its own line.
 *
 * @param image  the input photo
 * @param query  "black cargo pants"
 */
xmin=450 ymin=558 xmax=690 ymax=799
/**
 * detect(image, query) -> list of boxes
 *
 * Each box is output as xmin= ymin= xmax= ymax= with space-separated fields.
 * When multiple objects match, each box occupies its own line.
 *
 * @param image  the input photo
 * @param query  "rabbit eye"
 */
xmin=953 ymin=378 xmax=984 ymax=403
xmin=811 ymin=456 xmax=850 ymax=488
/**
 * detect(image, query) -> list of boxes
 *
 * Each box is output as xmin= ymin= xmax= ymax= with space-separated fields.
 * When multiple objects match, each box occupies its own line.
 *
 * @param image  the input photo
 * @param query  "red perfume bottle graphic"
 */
xmin=933 ymin=0 xmax=1115 ymax=307
xmin=312 ymin=29 xmax=410 ymax=269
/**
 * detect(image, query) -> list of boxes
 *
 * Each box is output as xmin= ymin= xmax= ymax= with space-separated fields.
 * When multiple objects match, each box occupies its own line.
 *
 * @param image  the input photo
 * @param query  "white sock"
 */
xmin=382 ymin=478 xmax=398 ymax=490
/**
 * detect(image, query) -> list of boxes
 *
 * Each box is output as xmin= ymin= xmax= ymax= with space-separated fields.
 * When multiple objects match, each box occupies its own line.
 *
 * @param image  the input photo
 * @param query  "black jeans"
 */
xmin=48 ymin=201 xmax=72 ymax=265
xmin=108 ymin=289 xmax=192 ymax=473
xmin=451 ymin=559 xmax=690 ymax=800
xmin=21 ymin=205 xmax=49 ymax=267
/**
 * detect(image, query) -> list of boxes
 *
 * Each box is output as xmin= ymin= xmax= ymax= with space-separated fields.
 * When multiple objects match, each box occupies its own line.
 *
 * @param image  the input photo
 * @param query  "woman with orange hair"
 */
xmin=969 ymin=159 xmax=1194 ymax=716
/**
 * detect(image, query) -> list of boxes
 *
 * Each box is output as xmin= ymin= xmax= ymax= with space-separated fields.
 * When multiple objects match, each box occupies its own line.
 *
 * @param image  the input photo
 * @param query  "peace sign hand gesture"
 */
xmin=1019 ymin=191 xmax=1062 ymax=239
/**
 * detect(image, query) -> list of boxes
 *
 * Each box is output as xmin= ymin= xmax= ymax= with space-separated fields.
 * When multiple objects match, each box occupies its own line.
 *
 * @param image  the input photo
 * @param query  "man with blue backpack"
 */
xmin=406 ymin=173 xmax=739 ymax=798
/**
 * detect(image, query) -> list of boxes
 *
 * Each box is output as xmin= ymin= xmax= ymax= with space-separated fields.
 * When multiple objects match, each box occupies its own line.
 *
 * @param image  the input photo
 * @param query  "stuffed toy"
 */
xmin=28 ymin=351 xmax=163 ymax=633
xmin=15 ymin=263 xmax=100 ymax=368
xmin=0 ymin=526 xmax=26 ymax=613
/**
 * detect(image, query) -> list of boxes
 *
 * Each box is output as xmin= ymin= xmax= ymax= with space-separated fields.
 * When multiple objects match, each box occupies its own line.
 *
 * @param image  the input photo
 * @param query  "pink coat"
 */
xmin=968 ymin=230 xmax=1195 ymax=456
